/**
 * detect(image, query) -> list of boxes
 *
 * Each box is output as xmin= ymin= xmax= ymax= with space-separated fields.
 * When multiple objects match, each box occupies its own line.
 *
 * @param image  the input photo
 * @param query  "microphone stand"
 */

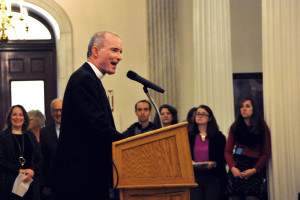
xmin=143 ymin=86 xmax=163 ymax=128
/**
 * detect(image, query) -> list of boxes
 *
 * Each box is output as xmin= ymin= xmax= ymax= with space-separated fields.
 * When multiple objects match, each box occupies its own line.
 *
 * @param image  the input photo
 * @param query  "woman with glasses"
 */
xmin=225 ymin=97 xmax=271 ymax=200
xmin=189 ymin=105 xmax=226 ymax=200
xmin=0 ymin=105 xmax=42 ymax=200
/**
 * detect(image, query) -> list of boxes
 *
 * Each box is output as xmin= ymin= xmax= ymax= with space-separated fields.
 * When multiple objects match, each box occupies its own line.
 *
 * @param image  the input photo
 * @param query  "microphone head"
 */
xmin=126 ymin=70 xmax=136 ymax=80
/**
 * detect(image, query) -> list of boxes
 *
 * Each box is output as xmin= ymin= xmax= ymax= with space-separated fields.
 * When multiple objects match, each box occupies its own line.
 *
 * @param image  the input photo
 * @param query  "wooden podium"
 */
xmin=112 ymin=122 xmax=197 ymax=200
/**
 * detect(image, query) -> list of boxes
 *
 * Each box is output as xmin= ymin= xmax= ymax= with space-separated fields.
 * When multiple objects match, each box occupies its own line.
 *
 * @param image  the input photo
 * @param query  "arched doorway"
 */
xmin=0 ymin=6 xmax=57 ymax=128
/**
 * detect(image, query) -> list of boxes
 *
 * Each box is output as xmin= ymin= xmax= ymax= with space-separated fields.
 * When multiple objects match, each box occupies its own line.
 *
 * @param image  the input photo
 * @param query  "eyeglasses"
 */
xmin=52 ymin=109 xmax=62 ymax=113
xmin=196 ymin=112 xmax=209 ymax=117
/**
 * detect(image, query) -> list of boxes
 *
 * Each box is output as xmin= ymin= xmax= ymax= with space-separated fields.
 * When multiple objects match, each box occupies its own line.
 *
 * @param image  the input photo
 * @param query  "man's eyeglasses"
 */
xmin=196 ymin=112 xmax=209 ymax=117
xmin=52 ymin=109 xmax=62 ymax=113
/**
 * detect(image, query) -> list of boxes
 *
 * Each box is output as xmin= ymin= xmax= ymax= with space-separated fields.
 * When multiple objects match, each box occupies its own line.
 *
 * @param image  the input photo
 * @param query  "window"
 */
xmin=11 ymin=80 xmax=45 ymax=114
xmin=7 ymin=11 xmax=51 ymax=40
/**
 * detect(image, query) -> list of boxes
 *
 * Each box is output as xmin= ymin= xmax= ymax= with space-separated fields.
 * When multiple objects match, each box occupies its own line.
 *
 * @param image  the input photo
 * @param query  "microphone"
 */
xmin=126 ymin=70 xmax=165 ymax=93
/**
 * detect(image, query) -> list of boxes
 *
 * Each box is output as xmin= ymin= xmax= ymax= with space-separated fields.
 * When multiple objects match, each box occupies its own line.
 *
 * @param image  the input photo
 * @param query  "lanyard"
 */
xmin=13 ymin=133 xmax=26 ymax=167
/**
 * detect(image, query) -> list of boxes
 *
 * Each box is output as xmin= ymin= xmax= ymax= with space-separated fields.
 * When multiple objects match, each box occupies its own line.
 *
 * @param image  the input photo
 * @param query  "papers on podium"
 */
xmin=12 ymin=173 xmax=33 ymax=197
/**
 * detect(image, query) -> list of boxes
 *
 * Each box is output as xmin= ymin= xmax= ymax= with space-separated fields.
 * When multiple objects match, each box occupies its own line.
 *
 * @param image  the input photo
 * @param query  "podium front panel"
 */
xmin=112 ymin=122 xmax=196 ymax=188
xmin=119 ymin=187 xmax=190 ymax=200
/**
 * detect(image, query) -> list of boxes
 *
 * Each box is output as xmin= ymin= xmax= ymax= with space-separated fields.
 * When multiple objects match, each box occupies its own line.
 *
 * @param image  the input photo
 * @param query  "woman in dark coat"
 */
xmin=0 ymin=105 xmax=42 ymax=200
xmin=189 ymin=105 xmax=227 ymax=200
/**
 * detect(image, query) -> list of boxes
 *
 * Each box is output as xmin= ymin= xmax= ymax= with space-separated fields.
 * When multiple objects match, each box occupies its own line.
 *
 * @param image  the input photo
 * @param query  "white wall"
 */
xmin=52 ymin=0 xmax=150 ymax=131
xmin=176 ymin=0 xmax=195 ymax=122
xmin=230 ymin=0 xmax=262 ymax=73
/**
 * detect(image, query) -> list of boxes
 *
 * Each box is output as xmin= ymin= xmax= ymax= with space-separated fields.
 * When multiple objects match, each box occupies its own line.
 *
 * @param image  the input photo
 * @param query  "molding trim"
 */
xmin=25 ymin=0 xmax=74 ymax=97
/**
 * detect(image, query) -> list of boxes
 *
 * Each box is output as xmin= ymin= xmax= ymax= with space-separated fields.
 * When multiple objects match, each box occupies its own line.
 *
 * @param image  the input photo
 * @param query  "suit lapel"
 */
xmin=50 ymin=122 xmax=59 ymax=141
xmin=82 ymin=63 xmax=116 ymax=128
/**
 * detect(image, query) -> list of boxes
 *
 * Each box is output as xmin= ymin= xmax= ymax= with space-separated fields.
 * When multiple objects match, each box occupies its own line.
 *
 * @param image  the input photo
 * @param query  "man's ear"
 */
xmin=92 ymin=46 xmax=99 ymax=56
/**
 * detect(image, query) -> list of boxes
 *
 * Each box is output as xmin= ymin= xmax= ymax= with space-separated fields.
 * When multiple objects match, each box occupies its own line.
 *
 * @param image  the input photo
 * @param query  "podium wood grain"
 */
xmin=112 ymin=122 xmax=197 ymax=200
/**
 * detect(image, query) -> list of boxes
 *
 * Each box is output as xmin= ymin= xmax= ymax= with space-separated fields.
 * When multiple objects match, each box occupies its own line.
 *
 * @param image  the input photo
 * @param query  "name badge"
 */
xmin=235 ymin=148 xmax=243 ymax=155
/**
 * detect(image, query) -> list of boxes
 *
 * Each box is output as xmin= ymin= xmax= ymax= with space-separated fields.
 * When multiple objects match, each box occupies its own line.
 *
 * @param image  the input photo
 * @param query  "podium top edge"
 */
xmin=113 ymin=121 xmax=188 ymax=145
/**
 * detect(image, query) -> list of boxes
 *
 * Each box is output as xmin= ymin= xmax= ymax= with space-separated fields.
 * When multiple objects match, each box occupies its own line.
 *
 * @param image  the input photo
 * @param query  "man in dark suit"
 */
xmin=51 ymin=31 xmax=124 ymax=200
xmin=39 ymin=98 xmax=62 ymax=200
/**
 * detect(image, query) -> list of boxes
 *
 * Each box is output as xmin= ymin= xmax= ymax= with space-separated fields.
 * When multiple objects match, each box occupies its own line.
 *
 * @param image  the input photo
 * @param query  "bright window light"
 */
xmin=11 ymin=80 xmax=45 ymax=114
xmin=7 ymin=11 xmax=51 ymax=40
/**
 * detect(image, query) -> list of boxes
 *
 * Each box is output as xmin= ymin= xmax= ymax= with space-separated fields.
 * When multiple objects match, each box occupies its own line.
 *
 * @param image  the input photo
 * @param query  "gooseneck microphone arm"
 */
xmin=126 ymin=70 xmax=165 ymax=93
xmin=143 ymin=86 xmax=163 ymax=128
xmin=126 ymin=70 xmax=164 ymax=128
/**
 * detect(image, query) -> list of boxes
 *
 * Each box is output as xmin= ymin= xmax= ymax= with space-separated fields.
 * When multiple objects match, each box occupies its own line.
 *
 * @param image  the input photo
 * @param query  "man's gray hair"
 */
xmin=50 ymin=98 xmax=63 ymax=110
xmin=28 ymin=110 xmax=46 ymax=128
xmin=86 ymin=31 xmax=120 ymax=58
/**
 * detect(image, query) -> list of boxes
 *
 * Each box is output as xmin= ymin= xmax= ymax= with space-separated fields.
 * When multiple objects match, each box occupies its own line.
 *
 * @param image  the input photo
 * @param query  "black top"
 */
xmin=13 ymin=134 xmax=33 ymax=169
xmin=0 ymin=129 xmax=42 ymax=200
xmin=122 ymin=122 xmax=158 ymax=138
xmin=40 ymin=122 xmax=59 ymax=186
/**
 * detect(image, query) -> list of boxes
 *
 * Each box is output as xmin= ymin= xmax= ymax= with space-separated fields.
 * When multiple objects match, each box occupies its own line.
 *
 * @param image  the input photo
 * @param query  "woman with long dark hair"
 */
xmin=0 ymin=105 xmax=42 ymax=200
xmin=225 ymin=97 xmax=271 ymax=200
xmin=186 ymin=107 xmax=197 ymax=132
xmin=189 ymin=105 xmax=226 ymax=200
xmin=153 ymin=104 xmax=178 ymax=128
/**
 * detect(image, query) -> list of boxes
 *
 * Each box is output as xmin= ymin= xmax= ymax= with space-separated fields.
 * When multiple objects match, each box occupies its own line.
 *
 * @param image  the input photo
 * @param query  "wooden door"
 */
xmin=0 ymin=50 xmax=56 ymax=129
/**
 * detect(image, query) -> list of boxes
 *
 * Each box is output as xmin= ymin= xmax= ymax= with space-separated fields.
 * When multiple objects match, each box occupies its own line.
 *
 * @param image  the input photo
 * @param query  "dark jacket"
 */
xmin=51 ymin=63 xmax=123 ymax=199
xmin=40 ymin=122 xmax=58 ymax=187
xmin=0 ymin=129 xmax=42 ymax=200
xmin=122 ymin=122 xmax=157 ymax=138
xmin=189 ymin=131 xmax=226 ymax=177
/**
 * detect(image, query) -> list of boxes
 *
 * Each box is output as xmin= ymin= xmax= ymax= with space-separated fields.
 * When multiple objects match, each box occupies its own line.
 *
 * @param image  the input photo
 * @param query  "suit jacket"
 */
xmin=51 ymin=63 xmax=123 ymax=199
xmin=40 ymin=122 xmax=58 ymax=186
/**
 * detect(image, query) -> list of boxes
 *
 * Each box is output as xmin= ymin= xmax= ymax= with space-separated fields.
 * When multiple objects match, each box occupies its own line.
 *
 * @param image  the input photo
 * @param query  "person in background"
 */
xmin=27 ymin=110 xmax=46 ymax=142
xmin=0 ymin=105 xmax=42 ymax=200
xmin=39 ymin=98 xmax=62 ymax=200
xmin=154 ymin=104 xmax=178 ymax=128
xmin=186 ymin=107 xmax=197 ymax=132
xmin=188 ymin=105 xmax=227 ymax=200
xmin=225 ymin=97 xmax=271 ymax=200
xmin=122 ymin=100 xmax=157 ymax=138
xmin=51 ymin=31 xmax=124 ymax=200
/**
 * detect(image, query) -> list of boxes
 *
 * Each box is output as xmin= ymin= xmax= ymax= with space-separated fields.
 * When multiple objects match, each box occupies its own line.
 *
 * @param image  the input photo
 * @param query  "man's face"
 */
xmin=135 ymin=102 xmax=152 ymax=123
xmin=51 ymin=100 xmax=63 ymax=124
xmin=95 ymin=33 xmax=123 ymax=75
